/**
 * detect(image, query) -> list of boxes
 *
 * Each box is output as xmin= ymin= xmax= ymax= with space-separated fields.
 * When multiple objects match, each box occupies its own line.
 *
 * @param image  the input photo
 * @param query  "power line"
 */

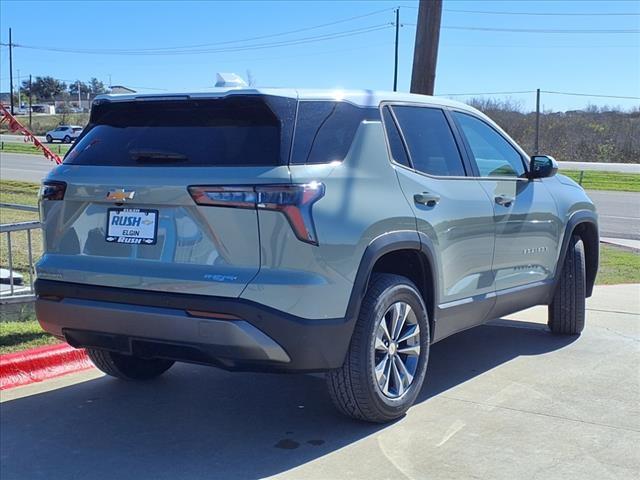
xmin=0 ymin=7 xmax=393 ymax=55
xmin=443 ymin=43 xmax=639 ymax=48
xmin=438 ymin=90 xmax=640 ymax=101
xmin=439 ymin=90 xmax=536 ymax=96
xmin=2 ymin=24 xmax=392 ymax=56
xmin=400 ymin=5 xmax=640 ymax=16
xmin=442 ymin=8 xmax=640 ymax=16
xmin=118 ymin=6 xmax=394 ymax=52
xmin=0 ymin=43 xmax=397 ymax=84
xmin=541 ymin=90 xmax=640 ymax=100
xmin=444 ymin=26 xmax=639 ymax=34
xmin=402 ymin=24 xmax=639 ymax=34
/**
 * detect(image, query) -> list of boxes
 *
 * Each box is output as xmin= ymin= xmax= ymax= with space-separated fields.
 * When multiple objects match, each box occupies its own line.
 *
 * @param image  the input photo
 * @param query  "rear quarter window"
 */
xmin=290 ymin=101 xmax=379 ymax=164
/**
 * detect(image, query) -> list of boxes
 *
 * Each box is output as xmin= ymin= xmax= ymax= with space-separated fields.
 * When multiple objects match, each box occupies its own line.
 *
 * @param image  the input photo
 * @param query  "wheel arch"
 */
xmin=556 ymin=211 xmax=599 ymax=298
xmin=345 ymin=231 xmax=437 ymax=340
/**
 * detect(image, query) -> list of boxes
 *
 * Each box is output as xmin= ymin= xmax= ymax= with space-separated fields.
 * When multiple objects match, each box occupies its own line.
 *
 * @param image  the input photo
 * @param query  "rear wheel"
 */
xmin=87 ymin=349 xmax=174 ymax=380
xmin=63 ymin=135 xmax=71 ymax=143
xmin=326 ymin=273 xmax=430 ymax=423
xmin=548 ymin=235 xmax=586 ymax=335
xmin=45 ymin=135 xmax=52 ymax=143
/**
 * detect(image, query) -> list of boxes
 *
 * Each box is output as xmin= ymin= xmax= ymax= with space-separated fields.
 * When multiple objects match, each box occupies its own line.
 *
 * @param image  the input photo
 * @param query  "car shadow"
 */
xmin=0 ymin=319 xmax=577 ymax=480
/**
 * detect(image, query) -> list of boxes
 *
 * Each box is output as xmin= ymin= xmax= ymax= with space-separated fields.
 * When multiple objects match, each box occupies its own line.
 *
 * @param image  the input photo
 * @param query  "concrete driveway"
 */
xmin=1 ymin=284 xmax=639 ymax=480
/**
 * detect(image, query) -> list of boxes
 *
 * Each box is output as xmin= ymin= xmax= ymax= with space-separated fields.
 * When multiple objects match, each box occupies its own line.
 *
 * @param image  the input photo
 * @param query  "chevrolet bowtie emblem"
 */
xmin=106 ymin=189 xmax=135 ymax=201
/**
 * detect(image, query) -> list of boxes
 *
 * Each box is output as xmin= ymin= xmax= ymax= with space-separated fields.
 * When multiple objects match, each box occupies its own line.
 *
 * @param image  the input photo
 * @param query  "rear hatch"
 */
xmin=37 ymin=94 xmax=295 ymax=297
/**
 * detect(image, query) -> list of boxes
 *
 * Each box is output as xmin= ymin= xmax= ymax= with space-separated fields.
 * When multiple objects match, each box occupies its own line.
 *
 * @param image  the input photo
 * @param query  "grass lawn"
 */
xmin=0 ymin=180 xmax=41 ymax=278
xmin=561 ymin=170 xmax=640 ymax=192
xmin=597 ymin=244 xmax=640 ymax=285
xmin=0 ymin=113 xmax=89 ymax=136
xmin=0 ymin=318 xmax=60 ymax=354
xmin=0 ymin=141 xmax=70 ymax=156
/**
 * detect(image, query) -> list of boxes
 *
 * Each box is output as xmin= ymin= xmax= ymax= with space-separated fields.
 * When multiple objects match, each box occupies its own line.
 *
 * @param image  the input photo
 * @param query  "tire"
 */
xmin=63 ymin=135 xmax=71 ymax=143
xmin=548 ymin=235 xmax=586 ymax=335
xmin=87 ymin=348 xmax=174 ymax=380
xmin=326 ymin=273 xmax=430 ymax=423
xmin=45 ymin=135 xmax=53 ymax=143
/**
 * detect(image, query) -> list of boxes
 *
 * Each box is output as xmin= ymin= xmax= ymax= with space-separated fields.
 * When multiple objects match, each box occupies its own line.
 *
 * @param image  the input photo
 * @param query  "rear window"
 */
xmin=65 ymin=96 xmax=295 ymax=166
xmin=290 ymin=101 xmax=378 ymax=164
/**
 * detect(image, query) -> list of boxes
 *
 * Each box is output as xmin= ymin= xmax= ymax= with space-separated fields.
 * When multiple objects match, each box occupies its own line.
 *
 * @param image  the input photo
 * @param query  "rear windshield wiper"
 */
xmin=129 ymin=149 xmax=188 ymax=163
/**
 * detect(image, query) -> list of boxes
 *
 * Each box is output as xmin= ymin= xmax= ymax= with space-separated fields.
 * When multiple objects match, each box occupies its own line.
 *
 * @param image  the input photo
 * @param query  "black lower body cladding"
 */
xmin=34 ymin=279 xmax=355 ymax=373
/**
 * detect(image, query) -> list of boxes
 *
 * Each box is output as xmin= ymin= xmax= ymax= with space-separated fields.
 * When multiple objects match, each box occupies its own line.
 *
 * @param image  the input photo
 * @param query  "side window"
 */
xmin=391 ymin=106 xmax=466 ymax=177
xmin=453 ymin=112 xmax=525 ymax=177
xmin=291 ymin=101 xmax=377 ymax=164
xmin=381 ymin=106 xmax=410 ymax=167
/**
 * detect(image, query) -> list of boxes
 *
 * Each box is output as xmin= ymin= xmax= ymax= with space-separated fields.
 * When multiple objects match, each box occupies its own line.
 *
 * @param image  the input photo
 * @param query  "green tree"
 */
xmin=89 ymin=78 xmax=108 ymax=96
xmin=69 ymin=80 xmax=90 ymax=96
xmin=29 ymin=76 xmax=67 ymax=101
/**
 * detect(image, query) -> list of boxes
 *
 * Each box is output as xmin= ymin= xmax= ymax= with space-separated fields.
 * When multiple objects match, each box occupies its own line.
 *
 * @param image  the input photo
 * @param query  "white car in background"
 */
xmin=45 ymin=125 xmax=83 ymax=143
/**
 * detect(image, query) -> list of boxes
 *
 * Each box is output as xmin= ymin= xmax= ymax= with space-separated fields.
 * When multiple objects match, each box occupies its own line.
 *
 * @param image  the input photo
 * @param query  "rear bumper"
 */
xmin=34 ymin=280 xmax=355 ymax=373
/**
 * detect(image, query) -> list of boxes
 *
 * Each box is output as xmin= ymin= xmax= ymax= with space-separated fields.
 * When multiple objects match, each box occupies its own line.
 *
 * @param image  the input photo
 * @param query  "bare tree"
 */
xmin=246 ymin=70 xmax=256 ymax=87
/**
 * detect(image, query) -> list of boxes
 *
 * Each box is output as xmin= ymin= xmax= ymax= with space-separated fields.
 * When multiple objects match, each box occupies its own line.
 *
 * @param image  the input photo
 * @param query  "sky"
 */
xmin=1 ymin=0 xmax=639 ymax=112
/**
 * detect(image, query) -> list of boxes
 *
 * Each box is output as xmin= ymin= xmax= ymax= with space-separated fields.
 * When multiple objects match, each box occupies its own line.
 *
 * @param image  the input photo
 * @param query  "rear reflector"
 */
xmin=40 ymin=181 xmax=67 ymax=201
xmin=186 ymin=310 xmax=241 ymax=320
xmin=188 ymin=182 xmax=325 ymax=245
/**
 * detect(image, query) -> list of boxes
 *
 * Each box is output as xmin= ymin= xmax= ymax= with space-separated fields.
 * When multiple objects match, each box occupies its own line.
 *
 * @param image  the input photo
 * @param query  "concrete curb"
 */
xmin=0 ymin=343 xmax=93 ymax=390
xmin=600 ymin=237 xmax=640 ymax=252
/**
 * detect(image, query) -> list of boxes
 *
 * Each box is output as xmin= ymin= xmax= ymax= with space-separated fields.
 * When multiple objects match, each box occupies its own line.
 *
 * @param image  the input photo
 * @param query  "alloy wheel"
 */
xmin=373 ymin=301 xmax=421 ymax=399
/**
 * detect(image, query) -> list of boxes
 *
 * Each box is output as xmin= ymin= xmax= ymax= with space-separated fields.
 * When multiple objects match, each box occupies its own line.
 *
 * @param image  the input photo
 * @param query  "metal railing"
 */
xmin=0 ymin=203 xmax=40 ymax=304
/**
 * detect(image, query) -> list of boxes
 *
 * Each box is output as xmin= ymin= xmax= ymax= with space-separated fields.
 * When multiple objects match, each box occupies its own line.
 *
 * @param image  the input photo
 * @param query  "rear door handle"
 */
xmin=414 ymin=192 xmax=440 ymax=207
xmin=495 ymin=194 xmax=515 ymax=207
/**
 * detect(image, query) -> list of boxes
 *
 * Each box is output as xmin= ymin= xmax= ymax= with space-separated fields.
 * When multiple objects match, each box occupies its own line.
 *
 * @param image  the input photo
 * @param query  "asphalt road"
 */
xmin=1 ymin=284 xmax=638 ymax=480
xmin=590 ymin=190 xmax=640 ymax=240
xmin=0 ymin=152 xmax=58 ymax=183
xmin=1 ymin=134 xmax=47 ymax=143
xmin=1 ymin=151 xmax=638 ymax=239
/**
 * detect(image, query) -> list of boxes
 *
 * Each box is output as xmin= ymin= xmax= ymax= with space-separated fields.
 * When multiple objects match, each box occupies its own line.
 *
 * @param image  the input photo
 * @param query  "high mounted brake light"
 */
xmin=188 ymin=182 xmax=325 ymax=245
xmin=40 ymin=181 xmax=67 ymax=201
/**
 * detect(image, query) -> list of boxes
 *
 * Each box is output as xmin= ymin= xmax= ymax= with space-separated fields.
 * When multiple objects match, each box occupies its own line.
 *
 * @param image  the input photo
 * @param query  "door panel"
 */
xmin=450 ymin=110 xmax=563 ymax=293
xmin=478 ymin=179 xmax=562 ymax=291
xmin=396 ymin=171 xmax=496 ymax=304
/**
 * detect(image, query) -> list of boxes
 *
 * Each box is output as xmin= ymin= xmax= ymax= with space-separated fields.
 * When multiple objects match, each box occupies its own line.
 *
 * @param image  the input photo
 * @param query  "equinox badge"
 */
xmin=106 ymin=189 xmax=135 ymax=201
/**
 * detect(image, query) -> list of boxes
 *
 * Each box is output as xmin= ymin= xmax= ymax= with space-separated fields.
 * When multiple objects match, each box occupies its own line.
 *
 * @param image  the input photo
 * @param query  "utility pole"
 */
xmin=410 ymin=0 xmax=442 ymax=95
xmin=17 ymin=69 xmax=21 ymax=108
xmin=535 ymin=88 xmax=541 ymax=154
xmin=393 ymin=8 xmax=400 ymax=91
xmin=77 ymin=80 xmax=82 ymax=110
xmin=9 ymin=28 xmax=14 ymax=114
xmin=28 ymin=74 xmax=32 ymax=129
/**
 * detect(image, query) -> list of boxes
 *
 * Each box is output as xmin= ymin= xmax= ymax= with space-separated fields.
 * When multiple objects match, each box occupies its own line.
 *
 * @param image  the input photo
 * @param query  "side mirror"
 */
xmin=529 ymin=155 xmax=558 ymax=179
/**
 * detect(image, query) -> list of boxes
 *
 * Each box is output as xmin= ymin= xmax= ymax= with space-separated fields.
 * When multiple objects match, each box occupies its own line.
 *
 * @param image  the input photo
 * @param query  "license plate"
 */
xmin=106 ymin=208 xmax=158 ymax=245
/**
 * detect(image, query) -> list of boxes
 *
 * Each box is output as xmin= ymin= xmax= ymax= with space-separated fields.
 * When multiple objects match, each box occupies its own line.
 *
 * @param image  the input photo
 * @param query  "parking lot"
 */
xmin=1 ymin=283 xmax=638 ymax=480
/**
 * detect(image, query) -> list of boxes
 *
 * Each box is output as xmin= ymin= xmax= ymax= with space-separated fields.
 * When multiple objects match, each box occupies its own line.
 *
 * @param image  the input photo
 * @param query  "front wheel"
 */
xmin=326 ymin=273 xmax=430 ymax=423
xmin=87 ymin=349 xmax=174 ymax=380
xmin=548 ymin=235 xmax=586 ymax=335
xmin=45 ymin=135 xmax=53 ymax=143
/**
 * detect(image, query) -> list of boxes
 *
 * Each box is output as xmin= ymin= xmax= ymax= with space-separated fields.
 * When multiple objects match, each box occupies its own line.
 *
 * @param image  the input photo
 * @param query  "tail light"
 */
xmin=40 ymin=181 xmax=67 ymax=201
xmin=188 ymin=182 xmax=325 ymax=245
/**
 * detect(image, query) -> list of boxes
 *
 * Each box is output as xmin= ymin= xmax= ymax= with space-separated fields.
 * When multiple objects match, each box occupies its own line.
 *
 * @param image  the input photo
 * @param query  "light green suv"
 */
xmin=35 ymin=89 xmax=598 ymax=422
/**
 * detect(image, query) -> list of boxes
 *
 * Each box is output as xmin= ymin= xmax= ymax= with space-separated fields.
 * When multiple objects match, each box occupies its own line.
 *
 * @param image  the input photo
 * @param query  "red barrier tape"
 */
xmin=0 ymin=104 xmax=62 ymax=164
xmin=0 ymin=343 xmax=93 ymax=390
